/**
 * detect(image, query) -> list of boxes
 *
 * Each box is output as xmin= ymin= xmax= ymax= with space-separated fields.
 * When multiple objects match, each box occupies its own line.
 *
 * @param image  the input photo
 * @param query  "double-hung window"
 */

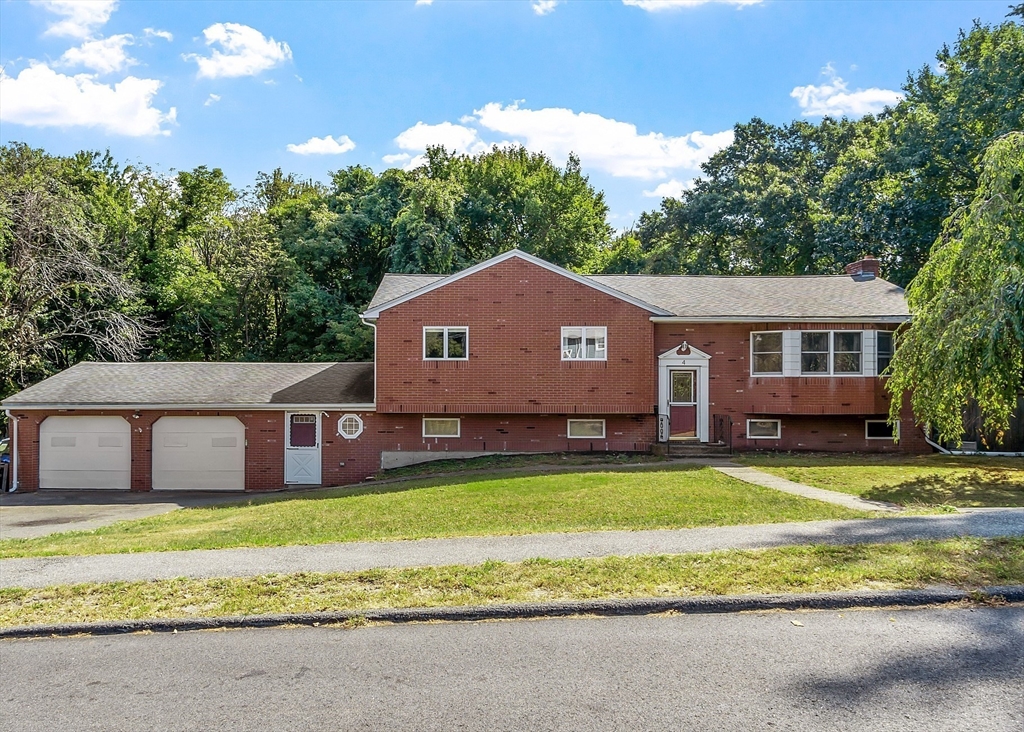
xmin=424 ymin=327 xmax=468 ymax=360
xmin=833 ymin=332 xmax=862 ymax=374
xmin=800 ymin=333 xmax=830 ymax=374
xmin=561 ymin=327 xmax=607 ymax=361
xmin=876 ymin=331 xmax=894 ymax=374
xmin=800 ymin=331 xmax=863 ymax=375
xmin=751 ymin=332 xmax=784 ymax=375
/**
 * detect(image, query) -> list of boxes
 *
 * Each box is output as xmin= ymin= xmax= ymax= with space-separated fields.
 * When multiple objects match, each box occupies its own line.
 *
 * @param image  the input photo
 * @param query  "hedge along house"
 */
xmin=3 ymin=249 xmax=927 ymax=493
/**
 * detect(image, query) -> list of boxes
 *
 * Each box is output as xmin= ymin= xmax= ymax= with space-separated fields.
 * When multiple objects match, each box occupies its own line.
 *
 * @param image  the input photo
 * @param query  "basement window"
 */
xmin=865 ymin=420 xmax=898 ymax=440
xmin=424 ymin=327 xmax=468 ymax=360
xmin=567 ymin=419 xmax=606 ymax=439
xmin=562 ymin=327 xmax=607 ymax=361
xmin=747 ymin=419 xmax=781 ymax=439
xmin=423 ymin=418 xmax=460 ymax=438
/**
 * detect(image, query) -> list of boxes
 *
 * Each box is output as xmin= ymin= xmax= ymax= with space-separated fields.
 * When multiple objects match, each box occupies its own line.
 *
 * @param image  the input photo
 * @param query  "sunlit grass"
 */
xmin=740 ymin=454 xmax=1024 ymax=508
xmin=0 ymin=466 xmax=865 ymax=559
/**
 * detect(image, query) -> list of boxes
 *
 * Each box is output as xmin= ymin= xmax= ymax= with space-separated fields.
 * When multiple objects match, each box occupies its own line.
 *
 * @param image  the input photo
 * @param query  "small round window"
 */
xmin=338 ymin=414 xmax=364 ymax=439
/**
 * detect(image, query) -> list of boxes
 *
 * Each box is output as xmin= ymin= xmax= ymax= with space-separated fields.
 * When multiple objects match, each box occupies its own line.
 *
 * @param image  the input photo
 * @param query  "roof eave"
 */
xmin=361 ymin=250 xmax=673 ymax=318
xmin=1 ymin=402 xmax=377 ymax=411
xmin=648 ymin=315 xmax=911 ymax=323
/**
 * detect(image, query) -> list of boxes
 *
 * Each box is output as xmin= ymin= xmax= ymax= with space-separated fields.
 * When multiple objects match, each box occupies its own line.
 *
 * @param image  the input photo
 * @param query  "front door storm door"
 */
xmin=285 ymin=413 xmax=322 ymax=485
xmin=669 ymin=370 xmax=698 ymax=439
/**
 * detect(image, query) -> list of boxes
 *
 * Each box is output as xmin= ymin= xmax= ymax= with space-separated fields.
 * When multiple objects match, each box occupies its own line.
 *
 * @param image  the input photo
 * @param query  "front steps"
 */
xmin=664 ymin=441 xmax=733 ymax=458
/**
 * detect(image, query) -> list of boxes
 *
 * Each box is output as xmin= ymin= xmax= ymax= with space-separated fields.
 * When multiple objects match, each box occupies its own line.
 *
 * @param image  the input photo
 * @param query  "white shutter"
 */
xmin=863 ymin=330 xmax=877 ymax=377
xmin=783 ymin=331 xmax=802 ymax=377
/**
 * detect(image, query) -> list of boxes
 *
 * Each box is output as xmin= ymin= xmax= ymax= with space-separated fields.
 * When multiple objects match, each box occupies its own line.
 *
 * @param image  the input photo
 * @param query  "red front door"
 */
xmin=669 ymin=370 xmax=697 ymax=439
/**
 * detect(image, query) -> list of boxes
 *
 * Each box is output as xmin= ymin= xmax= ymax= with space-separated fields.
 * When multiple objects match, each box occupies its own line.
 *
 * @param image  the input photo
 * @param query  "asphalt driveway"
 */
xmin=0 ymin=490 xmax=248 ymax=540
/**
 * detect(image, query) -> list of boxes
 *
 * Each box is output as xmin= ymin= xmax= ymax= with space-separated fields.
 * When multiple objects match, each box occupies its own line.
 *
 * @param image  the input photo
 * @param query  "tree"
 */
xmin=886 ymin=132 xmax=1024 ymax=443
xmin=0 ymin=144 xmax=149 ymax=400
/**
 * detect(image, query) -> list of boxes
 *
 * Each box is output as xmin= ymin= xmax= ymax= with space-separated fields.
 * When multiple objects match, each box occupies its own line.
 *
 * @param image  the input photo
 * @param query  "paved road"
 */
xmin=1 ymin=606 xmax=1020 ymax=731
xmin=2 ymin=509 xmax=1023 ymax=588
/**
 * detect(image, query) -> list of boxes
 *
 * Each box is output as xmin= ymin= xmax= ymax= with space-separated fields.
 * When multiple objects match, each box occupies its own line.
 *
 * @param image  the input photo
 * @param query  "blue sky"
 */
xmin=0 ymin=0 xmax=1013 ymax=227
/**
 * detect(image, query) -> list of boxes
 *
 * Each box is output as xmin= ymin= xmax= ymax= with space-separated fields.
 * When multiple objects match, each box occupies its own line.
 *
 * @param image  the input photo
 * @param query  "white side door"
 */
xmin=284 ymin=412 xmax=321 ymax=485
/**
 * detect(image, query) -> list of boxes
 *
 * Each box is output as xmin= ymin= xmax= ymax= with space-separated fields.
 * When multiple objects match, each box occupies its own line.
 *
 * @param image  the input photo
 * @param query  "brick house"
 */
xmin=2 ymin=250 xmax=927 ymax=493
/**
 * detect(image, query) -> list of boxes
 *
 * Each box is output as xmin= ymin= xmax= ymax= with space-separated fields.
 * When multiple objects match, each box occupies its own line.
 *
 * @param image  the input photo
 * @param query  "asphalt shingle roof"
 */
xmin=3 ymin=362 xmax=375 ymax=407
xmin=368 ymin=272 xmax=909 ymax=320
xmin=588 ymin=274 xmax=909 ymax=319
xmin=366 ymin=274 xmax=445 ymax=310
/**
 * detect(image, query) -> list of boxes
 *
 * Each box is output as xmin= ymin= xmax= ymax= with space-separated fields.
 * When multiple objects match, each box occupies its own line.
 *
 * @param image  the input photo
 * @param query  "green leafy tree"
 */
xmin=886 ymin=132 xmax=1024 ymax=443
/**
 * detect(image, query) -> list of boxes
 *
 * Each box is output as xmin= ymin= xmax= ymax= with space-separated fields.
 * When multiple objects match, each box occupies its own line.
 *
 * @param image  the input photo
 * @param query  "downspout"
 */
xmin=922 ymin=426 xmax=951 ymax=455
xmin=360 ymin=317 xmax=378 ymax=408
xmin=4 ymin=409 xmax=17 ymax=492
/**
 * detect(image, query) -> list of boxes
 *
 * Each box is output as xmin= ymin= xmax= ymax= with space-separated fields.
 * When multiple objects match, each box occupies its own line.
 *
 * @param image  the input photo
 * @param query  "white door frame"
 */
xmin=284 ymin=412 xmax=322 ymax=485
xmin=658 ymin=342 xmax=711 ymax=443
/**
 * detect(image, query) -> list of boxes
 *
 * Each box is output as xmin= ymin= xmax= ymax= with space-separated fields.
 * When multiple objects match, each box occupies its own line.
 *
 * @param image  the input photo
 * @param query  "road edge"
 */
xmin=3 ymin=585 xmax=1022 ymax=639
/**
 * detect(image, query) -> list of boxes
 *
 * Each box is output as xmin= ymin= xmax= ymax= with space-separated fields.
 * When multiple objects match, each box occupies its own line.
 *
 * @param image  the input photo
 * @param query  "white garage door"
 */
xmin=152 ymin=417 xmax=245 ymax=491
xmin=39 ymin=416 xmax=131 ymax=490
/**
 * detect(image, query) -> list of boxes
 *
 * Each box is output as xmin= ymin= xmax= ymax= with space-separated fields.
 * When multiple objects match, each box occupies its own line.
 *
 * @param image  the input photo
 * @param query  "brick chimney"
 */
xmin=845 ymin=256 xmax=880 ymax=280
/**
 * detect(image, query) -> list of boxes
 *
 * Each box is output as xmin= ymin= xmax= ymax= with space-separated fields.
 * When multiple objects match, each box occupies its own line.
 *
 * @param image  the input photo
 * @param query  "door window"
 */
xmin=289 ymin=414 xmax=317 ymax=447
xmin=670 ymin=371 xmax=695 ymax=404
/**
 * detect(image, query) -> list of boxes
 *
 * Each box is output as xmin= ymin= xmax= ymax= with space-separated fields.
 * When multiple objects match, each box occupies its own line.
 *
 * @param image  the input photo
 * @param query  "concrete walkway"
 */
xmin=2 ymin=509 xmax=1021 ymax=589
xmin=712 ymin=465 xmax=900 ymax=512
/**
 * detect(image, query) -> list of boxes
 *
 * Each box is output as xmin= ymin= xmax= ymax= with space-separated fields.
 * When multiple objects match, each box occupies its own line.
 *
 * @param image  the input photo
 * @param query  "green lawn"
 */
xmin=740 ymin=454 xmax=1024 ymax=508
xmin=0 ymin=465 xmax=865 ymax=559
xmin=2 ymin=537 xmax=1019 ymax=628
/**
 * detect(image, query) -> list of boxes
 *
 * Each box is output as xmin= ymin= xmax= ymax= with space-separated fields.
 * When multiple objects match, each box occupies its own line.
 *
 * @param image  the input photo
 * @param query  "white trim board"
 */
xmin=361 ymin=249 xmax=672 ymax=318
xmin=2 ymin=403 xmax=376 ymax=411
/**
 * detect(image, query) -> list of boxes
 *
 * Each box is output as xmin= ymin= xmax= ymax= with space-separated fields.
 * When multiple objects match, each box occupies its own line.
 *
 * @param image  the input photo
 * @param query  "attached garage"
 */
xmin=39 ymin=416 xmax=131 ymax=489
xmin=152 ymin=417 xmax=245 ymax=491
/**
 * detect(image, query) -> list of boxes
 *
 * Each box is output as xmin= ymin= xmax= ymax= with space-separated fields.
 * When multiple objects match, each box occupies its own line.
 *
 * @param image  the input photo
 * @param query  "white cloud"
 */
xmin=59 ymin=34 xmax=135 ymax=74
xmin=186 ymin=23 xmax=292 ymax=79
xmin=286 ymin=134 xmax=356 ymax=155
xmin=472 ymin=102 xmax=732 ymax=178
xmin=791 ymin=65 xmax=903 ymax=118
xmin=33 ymin=0 xmax=118 ymax=38
xmin=204 ymin=93 xmax=221 ymax=106
xmin=623 ymin=0 xmax=761 ymax=10
xmin=533 ymin=0 xmax=558 ymax=15
xmin=390 ymin=104 xmax=731 ymax=180
xmin=382 ymin=153 xmax=412 ymax=164
xmin=643 ymin=178 xmax=694 ymax=198
xmin=415 ymin=0 xmax=434 ymax=5
xmin=395 ymin=121 xmax=486 ymax=154
xmin=0 ymin=62 xmax=175 ymax=136
xmin=143 ymin=27 xmax=173 ymax=42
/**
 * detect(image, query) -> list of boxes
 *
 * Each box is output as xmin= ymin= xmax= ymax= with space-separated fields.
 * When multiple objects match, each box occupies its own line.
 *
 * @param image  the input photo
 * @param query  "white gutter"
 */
xmin=361 ymin=317 xmax=379 ymax=407
xmin=649 ymin=316 xmax=911 ymax=324
xmin=0 ymin=403 xmax=376 ymax=412
xmin=4 ymin=409 xmax=16 ymax=492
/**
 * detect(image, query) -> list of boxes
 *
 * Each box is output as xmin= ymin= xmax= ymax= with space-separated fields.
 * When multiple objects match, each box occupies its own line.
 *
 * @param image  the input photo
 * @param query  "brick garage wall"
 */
xmin=654 ymin=323 xmax=929 ymax=453
xmin=375 ymin=256 xmax=657 ymax=415
xmin=371 ymin=413 xmax=656 ymax=454
xmin=10 ymin=409 xmax=384 ymax=493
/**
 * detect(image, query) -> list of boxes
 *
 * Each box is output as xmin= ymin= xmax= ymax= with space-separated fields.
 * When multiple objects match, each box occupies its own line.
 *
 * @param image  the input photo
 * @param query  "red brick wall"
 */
xmin=654 ymin=322 xmax=928 ymax=453
xmin=370 ymin=413 xmax=655 ymax=454
xmin=10 ymin=409 xmax=383 ymax=492
xmin=374 ymin=257 xmax=656 ymax=414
